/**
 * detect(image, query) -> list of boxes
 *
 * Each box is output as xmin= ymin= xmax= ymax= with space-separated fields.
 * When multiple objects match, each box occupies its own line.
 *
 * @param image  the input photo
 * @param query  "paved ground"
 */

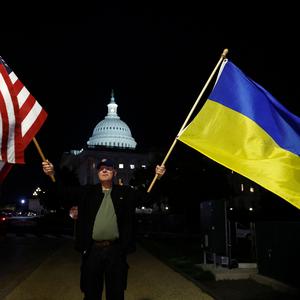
xmin=3 ymin=238 xmax=300 ymax=300
xmin=3 ymin=240 xmax=213 ymax=300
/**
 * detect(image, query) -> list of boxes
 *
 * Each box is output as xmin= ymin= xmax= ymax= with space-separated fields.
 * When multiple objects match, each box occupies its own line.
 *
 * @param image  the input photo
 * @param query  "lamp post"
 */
xmin=19 ymin=198 xmax=27 ymax=213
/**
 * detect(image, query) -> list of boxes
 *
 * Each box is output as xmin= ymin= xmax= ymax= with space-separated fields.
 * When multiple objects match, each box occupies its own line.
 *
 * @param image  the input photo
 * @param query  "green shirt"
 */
xmin=92 ymin=189 xmax=119 ymax=241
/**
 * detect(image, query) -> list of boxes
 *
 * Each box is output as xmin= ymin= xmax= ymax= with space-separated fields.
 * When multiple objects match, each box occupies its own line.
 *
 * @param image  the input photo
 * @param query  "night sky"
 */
xmin=0 ymin=7 xmax=299 ymax=202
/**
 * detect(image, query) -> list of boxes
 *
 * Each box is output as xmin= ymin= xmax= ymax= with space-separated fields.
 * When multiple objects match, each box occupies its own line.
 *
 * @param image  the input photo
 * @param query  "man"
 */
xmin=42 ymin=158 xmax=165 ymax=300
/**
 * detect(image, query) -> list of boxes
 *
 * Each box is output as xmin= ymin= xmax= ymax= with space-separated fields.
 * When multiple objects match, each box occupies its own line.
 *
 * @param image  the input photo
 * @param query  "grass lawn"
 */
xmin=137 ymin=233 xmax=215 ymax=282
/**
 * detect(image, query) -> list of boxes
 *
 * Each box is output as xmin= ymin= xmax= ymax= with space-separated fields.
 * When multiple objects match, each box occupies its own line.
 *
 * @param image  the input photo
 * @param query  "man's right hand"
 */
xmin=42 ymin=160 xmax=55 ymax=177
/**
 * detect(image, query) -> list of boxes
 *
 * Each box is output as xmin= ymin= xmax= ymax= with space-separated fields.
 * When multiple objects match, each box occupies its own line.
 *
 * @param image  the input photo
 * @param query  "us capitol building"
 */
xmin=60 ymin=90 xmax=157 ymax=186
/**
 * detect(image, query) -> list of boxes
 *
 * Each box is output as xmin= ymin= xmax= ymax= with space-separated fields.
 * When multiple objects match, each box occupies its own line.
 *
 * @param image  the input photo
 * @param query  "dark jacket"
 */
xmin=51 ymin=183 xmax=139 ymax=255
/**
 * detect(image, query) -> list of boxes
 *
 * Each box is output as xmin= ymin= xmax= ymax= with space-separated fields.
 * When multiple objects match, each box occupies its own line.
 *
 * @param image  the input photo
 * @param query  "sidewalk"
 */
xmin=3 ymin=240 xmax=213 ymax=300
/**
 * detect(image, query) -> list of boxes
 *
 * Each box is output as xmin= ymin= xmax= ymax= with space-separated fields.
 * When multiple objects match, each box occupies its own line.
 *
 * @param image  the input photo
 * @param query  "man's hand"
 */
xmin=42 ymin=160 xmax=55 ymax=177
xmin=69 ymin=206 xmax=78 ymax=220
xmin=155 ymin=165 xmax=166 ymax=179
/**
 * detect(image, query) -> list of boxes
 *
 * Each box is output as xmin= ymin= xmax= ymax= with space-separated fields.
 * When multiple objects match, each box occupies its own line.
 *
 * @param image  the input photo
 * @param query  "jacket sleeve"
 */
xmin=119 ymin=186 xmax=138 ymax=254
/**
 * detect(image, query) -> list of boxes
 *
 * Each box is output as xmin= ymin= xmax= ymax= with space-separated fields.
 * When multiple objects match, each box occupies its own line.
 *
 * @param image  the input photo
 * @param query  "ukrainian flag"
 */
xmin=178 ymin=59 xmax=300 ymax=210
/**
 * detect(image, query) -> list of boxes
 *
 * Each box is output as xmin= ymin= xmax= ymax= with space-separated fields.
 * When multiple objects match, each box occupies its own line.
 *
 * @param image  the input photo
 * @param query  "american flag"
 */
xmin=0 ymin=56 xmax=47 ymax=182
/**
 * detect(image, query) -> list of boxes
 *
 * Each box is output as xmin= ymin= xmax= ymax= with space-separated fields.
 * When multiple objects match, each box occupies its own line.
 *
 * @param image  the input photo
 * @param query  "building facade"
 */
xmin=60 ymin=90 xmax=157 ymax=186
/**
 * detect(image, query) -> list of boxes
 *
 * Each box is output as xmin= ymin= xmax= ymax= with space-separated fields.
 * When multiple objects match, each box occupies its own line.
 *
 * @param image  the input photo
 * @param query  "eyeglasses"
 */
xmin=98 ymin=166 xmax=114 ymax=172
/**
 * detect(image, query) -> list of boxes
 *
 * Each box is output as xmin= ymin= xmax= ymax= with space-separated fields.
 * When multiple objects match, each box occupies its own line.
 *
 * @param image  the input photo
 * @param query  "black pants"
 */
xmin=80 ymin=242 xmax=128 ymax=300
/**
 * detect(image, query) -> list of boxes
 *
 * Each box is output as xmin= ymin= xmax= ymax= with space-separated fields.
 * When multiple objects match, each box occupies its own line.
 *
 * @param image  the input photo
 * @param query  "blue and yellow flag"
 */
xmin=178 ymin=59 xmax=300 ymax=209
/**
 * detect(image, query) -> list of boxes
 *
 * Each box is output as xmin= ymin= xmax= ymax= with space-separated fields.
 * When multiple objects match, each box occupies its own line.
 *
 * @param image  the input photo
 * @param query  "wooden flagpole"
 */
xmin=32 ymin=137 xmax=56 ymax=182
xmin=147 ymin=48 xmax=229 ymax=193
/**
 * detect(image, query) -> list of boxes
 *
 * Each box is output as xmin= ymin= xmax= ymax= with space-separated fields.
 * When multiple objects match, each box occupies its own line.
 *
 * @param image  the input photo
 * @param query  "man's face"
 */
xmin=97 ymin=165 xmax=116 ymax=183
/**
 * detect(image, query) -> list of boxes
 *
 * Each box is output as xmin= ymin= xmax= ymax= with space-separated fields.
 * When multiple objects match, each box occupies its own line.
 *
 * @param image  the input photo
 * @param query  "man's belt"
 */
xmin=94 ymin=239 xmax=118 ymax=248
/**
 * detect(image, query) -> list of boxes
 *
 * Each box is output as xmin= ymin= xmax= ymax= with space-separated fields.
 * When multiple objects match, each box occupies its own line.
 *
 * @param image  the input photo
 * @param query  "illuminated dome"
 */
xmin=87 ymin=91 xmax=137 ymax=149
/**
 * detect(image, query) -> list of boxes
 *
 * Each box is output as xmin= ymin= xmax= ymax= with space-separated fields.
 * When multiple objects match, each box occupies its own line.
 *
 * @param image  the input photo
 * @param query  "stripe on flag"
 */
xmin=0 ymin=56 xmax=47 ymax=182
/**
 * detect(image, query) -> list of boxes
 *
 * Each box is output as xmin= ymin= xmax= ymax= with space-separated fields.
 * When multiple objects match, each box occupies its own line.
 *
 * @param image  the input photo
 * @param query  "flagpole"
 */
xmin=32 ymin=137 xmax=56 ymax=182
xmin=147 ymin=48 xmax=229 ymax=193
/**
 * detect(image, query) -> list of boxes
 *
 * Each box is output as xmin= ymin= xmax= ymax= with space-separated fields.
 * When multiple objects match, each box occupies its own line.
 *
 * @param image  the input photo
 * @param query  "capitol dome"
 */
xmin=87 ymin=91 xmax=137 ymax=149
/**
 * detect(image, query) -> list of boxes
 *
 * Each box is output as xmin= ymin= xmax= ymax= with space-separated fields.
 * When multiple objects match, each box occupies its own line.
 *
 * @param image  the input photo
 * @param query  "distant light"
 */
xmin=20 ymin=199 xmax=26 ymax=204
xmin=249 ymin=207 xmax=253 ymax=211
xmin=229 ymin=207 xmax=233 ymax=211
xmin=141 ymin=206 xmax=145 ymax=210
xmin=70 ymin=149 xmax=83 ymax=155
xmin=33 ymin=186 xmax=43 ymax=196
xmin=250 ymin=187 xmax=255 ymax=192
xmin=165 ymin=206 xmax=169 ymax=210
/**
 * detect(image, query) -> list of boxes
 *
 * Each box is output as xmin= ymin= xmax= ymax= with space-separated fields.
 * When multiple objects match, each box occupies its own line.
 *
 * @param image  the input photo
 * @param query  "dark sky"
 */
xmin=0 ymin=7 xmax=299 ymax=202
